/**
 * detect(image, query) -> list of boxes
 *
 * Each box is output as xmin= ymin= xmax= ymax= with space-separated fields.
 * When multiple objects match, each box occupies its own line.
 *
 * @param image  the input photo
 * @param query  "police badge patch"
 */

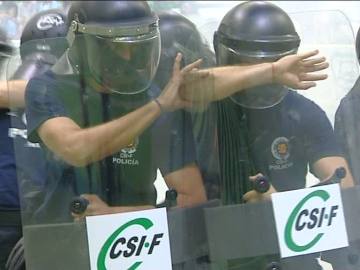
xmin=271 ymin=137 xmax=290 ymax=161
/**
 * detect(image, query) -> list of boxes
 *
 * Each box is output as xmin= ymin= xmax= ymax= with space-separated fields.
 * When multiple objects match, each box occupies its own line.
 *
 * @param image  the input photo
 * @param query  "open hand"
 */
xmin=273 ymin=50 xmax=329 ymax=90
xmin=157 ymin=53 xmax=205 ymax=112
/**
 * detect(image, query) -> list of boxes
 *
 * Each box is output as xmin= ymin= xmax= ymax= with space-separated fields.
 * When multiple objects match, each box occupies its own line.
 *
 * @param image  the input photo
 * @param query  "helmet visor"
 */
xmin=84 ymin=31 xmax=160 ymax=94
xmin=216 ymin=43 xmax=290 ymax=109
xmin=216 ymin=42 xmax=297 ymax=66
xmin=230 ymin=84 xmax=289 ymax=109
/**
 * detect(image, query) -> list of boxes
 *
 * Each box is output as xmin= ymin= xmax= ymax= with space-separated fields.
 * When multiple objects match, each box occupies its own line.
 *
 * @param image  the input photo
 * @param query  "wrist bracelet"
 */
xmin=153 ymin=98 xmax=164 ymax=114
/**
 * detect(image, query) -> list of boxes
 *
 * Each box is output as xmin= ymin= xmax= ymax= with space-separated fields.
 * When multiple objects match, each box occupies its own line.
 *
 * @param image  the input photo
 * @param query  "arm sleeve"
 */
xmin=25 ymin=76 xmax=66 ymax=143
xmin=334 ymin=98 xmax=350 ymax=156
xmin=154 ymin=110 xmax=197 ymax=176
xmin=334 ymin=94 xmax=360 ymax=184
xmin=302 ymin=99 xmax=342 ymax=166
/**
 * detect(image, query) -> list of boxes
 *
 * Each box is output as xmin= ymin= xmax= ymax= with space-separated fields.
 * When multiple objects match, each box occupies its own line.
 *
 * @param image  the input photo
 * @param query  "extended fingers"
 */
xmin=172 ymin=53 xmax=183 ymax=76
xmin=297 ymin=49 xmax=319 ymax=60
xmin=302 ymin=56 xmax=327 ymax=67
xmin=302 ymin=62 xmax=329 ymax=73
xmin=183 ymin=69 xmax=210 ymax=82
xmin=300 ymin=73 xmax=328 ymax=81
xmin=181 ymin=58 xmax=203 ymax=73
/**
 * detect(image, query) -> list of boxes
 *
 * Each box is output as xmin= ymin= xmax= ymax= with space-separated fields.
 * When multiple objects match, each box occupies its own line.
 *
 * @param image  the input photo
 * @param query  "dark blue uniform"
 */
xmin=216 ymin=90 xmax=342 ymax=270
xmin=335 ymin=77 xmax=360 ymax=184
xmin=243 ymin=91 xmax=341 ymax=191
xmin=0 ymin=109 xmax=20 ymax=269
xmin=218 ymin=90 xmax=341 ymax=195
xmin=0 ymin=110 xmax=18 ymax=208
xmin=0 ymin=105 xmax=47 ymax=268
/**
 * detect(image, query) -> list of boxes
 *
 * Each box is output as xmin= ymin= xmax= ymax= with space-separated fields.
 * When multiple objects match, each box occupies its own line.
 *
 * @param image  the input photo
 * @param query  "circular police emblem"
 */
xmin=271 ymin=137 xmax=290 ymax=161
xmin=36 ymin=14 xmax=64 ymax=31
xmin=121 ymin=137 xmax=139 ymax=154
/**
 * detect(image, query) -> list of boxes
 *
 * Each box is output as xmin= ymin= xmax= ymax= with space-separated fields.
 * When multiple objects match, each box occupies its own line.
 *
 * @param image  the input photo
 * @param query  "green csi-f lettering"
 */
xmin=285 ymin=189 xmax=339 ymax=252
xmin=109 ymin=233 xmax=164 ymax=259
xmin=97 ymin=218 xmax=163 ymax=270
xmin=295 ymin=205 xmax=339 ymax=230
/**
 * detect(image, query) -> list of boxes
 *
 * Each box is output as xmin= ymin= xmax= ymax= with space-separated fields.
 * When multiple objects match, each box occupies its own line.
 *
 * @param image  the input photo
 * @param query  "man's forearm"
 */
xmin=0 ymin=80 xmax=27 ymax=108
xmin=41 ymin=100 xmax=162 ymax=166
xmin=182 ymin=63 xmax=273 ymax=102
xmin=211 ymin=63 xmax=273 ymax=100
xmin=69 ymin=100 xmax=161 ymax=166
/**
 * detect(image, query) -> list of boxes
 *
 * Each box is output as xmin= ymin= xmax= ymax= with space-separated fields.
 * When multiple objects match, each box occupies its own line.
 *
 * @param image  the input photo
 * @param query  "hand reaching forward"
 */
xmin=156 ymin=53 xmax=205 ymax=112
xmin=273 ymin=49 xmax=329 ymax=90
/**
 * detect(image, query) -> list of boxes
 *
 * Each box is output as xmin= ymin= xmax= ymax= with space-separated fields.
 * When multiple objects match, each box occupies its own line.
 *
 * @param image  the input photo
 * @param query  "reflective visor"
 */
xmin=83 ymin=30 xmax=160 ymax=94
xmin=216 ymin=43 xmax=292 ymax=109
xmin=216 ymin=42 xmax=297 ymax=65
xmin=230 ymin=84 xmax=289 ymax=109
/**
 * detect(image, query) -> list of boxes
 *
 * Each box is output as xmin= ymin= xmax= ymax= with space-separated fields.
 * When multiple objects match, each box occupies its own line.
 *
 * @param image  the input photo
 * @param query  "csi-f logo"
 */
xmin=284 ymin=190 xmax=339 ymax=252
xmin=97 ymin=218 xmax=163 ymax=270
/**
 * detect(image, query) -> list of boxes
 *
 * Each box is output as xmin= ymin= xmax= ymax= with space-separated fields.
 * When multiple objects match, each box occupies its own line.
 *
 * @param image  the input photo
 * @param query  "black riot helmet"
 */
xmin=155 ymin=11 xmax=214 ymax=89
xmin=67 ymin=1 xmax=161 ymax=94
xmin=20 ymin=9 xmax=68 ymax=58
xmin=214 ymin=1 xmax=300 ymax=64
xmin=214 ymin=1 xmax=301 ymax=108
xmin=12 ymin=9 xmax=68 ymax=80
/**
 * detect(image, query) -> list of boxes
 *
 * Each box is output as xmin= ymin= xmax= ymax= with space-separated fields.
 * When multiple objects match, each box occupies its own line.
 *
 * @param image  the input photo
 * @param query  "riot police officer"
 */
xmin=154 ymin=9 xmax=331 ymax=201
xmin=213 ymin=1 xmax=353 ymax=269
xmin=3 ymin=9 xmax=68 ymax=270
xmin=25 ymin=1 xmax=207 ymax=222
xmin=334 ymin=26 xmax=360 ymax=185
xmin=0 ymin=26 xmax=18 ymax=270
xmin=214 ymin=0 xmax=353 ymax=203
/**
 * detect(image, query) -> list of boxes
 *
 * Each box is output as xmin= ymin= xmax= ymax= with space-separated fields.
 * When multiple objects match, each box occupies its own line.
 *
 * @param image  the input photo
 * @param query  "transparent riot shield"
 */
xmin=198 ymin=9 xmax=360 ymax=270
xmin=0 ymin=42 xmax=19 ymax=270
xmin=8 ymin=35 xmax=220 ymax=270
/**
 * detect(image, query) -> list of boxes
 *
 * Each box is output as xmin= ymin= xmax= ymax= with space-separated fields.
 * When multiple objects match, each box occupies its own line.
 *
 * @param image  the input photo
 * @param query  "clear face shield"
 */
xmin=71 ymin=19 xmax=160 ymax=95
xmin=216 ymin=41 xmax=298 ymax=109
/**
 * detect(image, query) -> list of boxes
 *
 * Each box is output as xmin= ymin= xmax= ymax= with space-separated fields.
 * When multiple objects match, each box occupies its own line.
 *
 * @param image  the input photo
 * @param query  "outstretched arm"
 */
xmin=0 ymin=80 xmax=27 ymax=108
xmin=181 ymin=50 xmax=328 ymax=104
xmin=37 ymin=53 xmax=197 ymax=166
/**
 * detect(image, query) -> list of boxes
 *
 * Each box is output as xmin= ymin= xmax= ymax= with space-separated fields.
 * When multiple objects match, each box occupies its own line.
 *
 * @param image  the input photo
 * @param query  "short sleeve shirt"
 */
xmin=334 ymin=77 xmax=360 ymax=184
xmin=217 ymin=91 xmax=341 ymax=198
xmin=0 ymin=109 xmax=18 ymax=208
xmin=25 ymin=71 xmax=196 ymax=222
